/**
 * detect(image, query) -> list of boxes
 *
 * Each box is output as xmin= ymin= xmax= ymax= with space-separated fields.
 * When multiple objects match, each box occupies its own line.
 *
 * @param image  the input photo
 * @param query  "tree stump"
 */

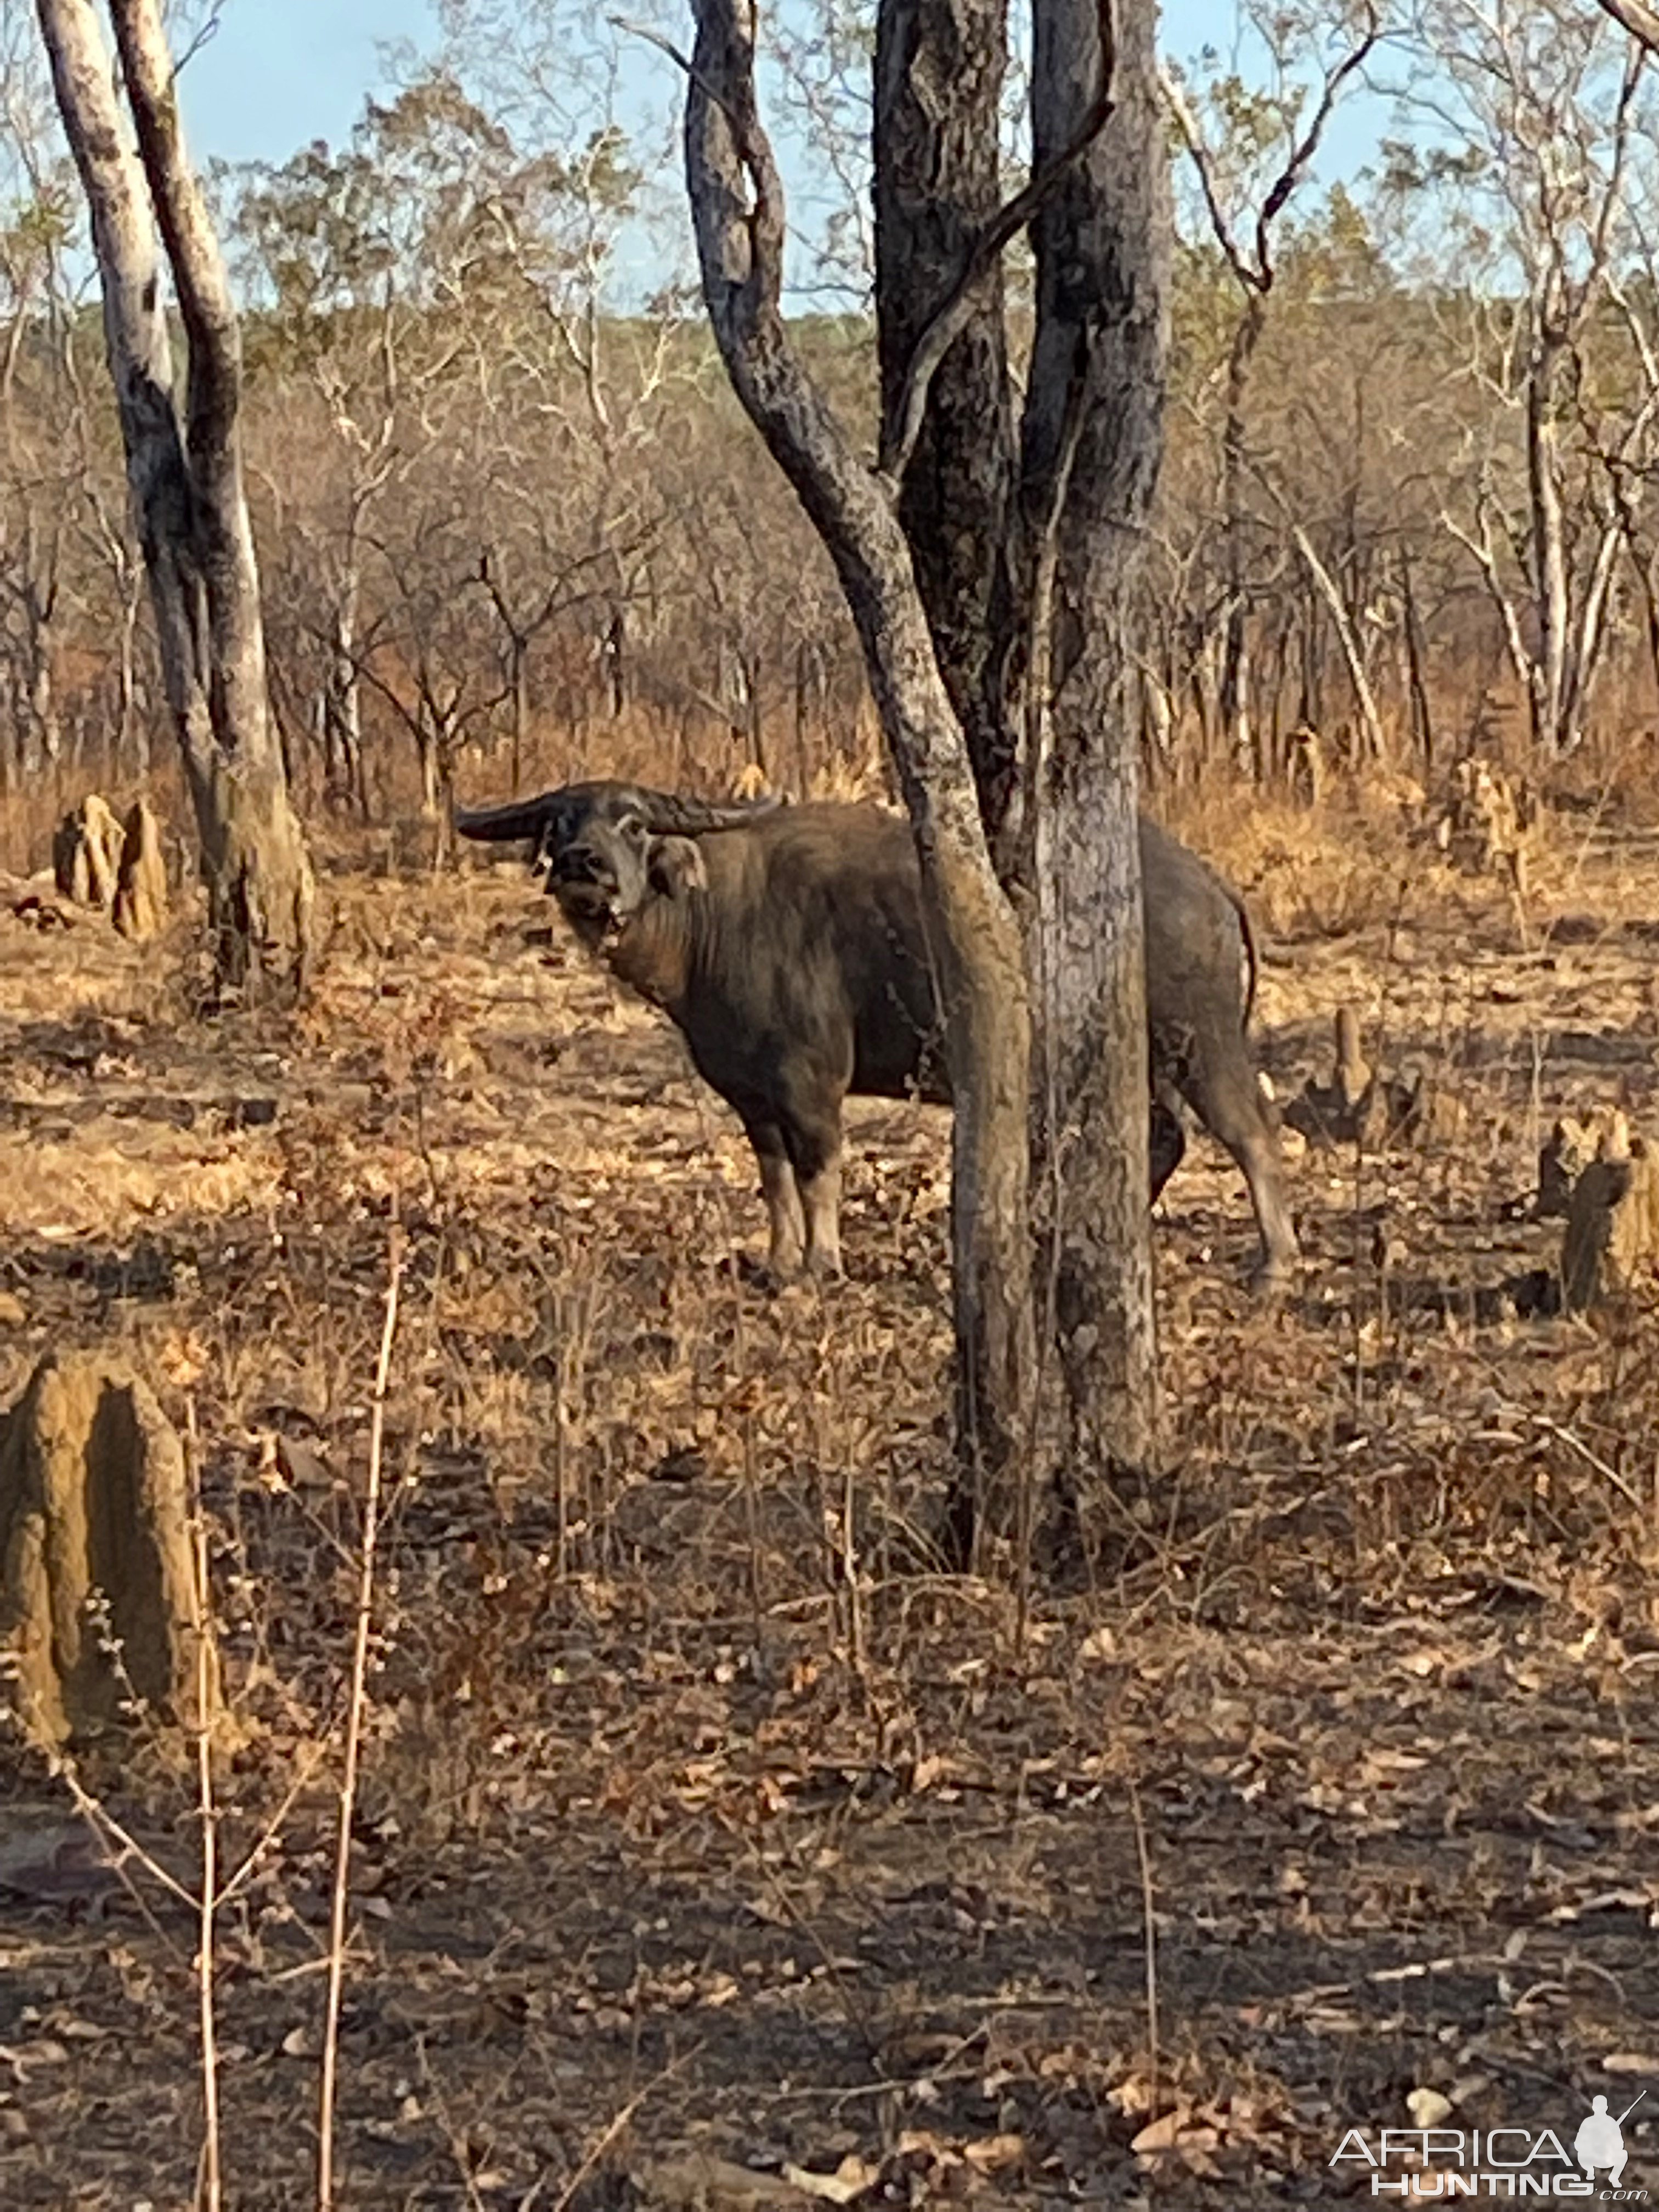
xmin=112 ymin=797 xmax=168 ymax=941
xmin=51 ymin=794 xmax=124 ymax=910
xmin=1287 ymin=1006 xmax=1384 ymax=1146
xmin=0 ymin=1355 xmax=215 ymax=1746
xmin=1285 ymin=1009 xmax=1465 ymax=1152
xmin=1561 ymin=1112 xmax=1659 ymax=1313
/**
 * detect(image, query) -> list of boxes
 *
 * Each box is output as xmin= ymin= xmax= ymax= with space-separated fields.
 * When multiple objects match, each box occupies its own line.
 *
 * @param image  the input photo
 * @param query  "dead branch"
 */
xmin=1159 ymin=8 xmax=1380 ymax=296
xmin=317 ymin=1229 xmax=404 ymax=2212
xmin=1594 ymin=0 xmax=1659 ymax=55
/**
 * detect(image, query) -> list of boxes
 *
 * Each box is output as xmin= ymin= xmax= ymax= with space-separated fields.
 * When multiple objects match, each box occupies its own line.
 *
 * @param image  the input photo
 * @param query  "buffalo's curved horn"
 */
xmin=631 ymin=788 xmax=786 ymax=834
xmin=453 ymin=795 xmax=561 ymax=843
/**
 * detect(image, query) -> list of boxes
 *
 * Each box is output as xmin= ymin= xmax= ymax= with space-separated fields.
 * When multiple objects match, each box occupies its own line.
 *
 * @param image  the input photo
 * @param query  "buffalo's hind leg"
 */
xmin=744 ymin=1118 xmax=806 ymax=1278
xmin=1149 ymin=1089 xmax=1187 ymax=1205
xmin=1177 ymin=1047 xmax=1299 ymax=1290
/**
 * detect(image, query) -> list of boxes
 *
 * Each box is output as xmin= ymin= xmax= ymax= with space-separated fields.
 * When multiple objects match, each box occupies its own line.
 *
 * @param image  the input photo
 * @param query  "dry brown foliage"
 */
xmin=1 ymin=784 xmax=1658 ymax=2205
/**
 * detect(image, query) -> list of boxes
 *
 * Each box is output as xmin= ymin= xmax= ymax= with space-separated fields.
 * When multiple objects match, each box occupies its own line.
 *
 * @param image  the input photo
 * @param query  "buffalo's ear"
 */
xmin=648 ymin=834 xmax=708 ymax=899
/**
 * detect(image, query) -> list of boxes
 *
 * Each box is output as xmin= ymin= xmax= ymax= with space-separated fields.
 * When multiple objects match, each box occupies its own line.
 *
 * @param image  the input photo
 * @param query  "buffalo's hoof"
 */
xmin=736 ymin=1251 xmax=803 ymax=1291
xmin=1250 ymin=1258 xmax=1297 ymax=1301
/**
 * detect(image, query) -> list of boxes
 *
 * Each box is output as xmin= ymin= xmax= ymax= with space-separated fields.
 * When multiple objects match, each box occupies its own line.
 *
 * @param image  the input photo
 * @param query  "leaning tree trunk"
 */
xmin=686 ymin=0 xmax=1036 ymax=1548
xmin=1023 ymin=0 xmax=1167 ymax=1493
xmin=36 ymin=0 xmax=312 ymax=995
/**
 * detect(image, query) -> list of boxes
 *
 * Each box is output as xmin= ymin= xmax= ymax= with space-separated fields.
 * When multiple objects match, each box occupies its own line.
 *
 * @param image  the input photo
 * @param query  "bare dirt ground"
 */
xmin=2 ymin=788 xmax=1658 ymax=2209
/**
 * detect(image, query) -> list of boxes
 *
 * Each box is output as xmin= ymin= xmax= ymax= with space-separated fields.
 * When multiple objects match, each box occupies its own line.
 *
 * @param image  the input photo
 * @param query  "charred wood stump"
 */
xmin=1537 ymin=1115 xmax=1596 ymax=1221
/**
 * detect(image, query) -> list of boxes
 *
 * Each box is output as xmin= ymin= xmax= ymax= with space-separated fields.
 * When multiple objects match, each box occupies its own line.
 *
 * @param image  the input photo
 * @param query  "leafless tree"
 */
xmin=1407 ymin=0 xmax=1646 ymax=754
xmin=1161 ymin=3 xmax=1380 ymax=776
xmin=35 ymin=0 xmax=313 ymax=991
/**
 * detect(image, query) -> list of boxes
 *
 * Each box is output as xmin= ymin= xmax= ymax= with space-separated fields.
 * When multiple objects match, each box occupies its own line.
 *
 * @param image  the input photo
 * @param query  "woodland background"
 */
xmin=2 ymin=1 xmax=1659 ymax=859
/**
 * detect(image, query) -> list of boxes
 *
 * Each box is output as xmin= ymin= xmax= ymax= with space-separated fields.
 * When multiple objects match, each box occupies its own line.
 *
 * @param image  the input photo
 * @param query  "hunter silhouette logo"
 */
xmin=1329 ymin=2087 xmax=1649 ymax=2197
xmin=1577 ymin=2094 xmax=1643 ymax=2190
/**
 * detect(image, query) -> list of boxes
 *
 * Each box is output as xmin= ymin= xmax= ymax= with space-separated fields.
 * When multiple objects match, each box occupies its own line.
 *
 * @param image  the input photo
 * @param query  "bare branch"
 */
xmin=1161 ymin=7 xmax=1380 ymax=296
xmin=1252 ymin=13 xmax=1380 ymax=280
xmin=1593 ymin=0 xmax=1659 ymax=54
xmin=1158 ymin=63 xmax=1251 ymax=286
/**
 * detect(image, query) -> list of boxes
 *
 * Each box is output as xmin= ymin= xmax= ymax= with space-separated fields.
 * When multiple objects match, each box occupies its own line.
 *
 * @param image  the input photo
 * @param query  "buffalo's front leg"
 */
xmin=781 ymin=1098 xmax=845 ymax=1278
xmin=745 ymin=1119 xmax=806 ymax=1277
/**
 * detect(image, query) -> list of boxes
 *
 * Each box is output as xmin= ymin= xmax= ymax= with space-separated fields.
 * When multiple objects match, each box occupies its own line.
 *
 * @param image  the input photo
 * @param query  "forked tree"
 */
xmin=682 ymin=0 xmax=1170 ymax=1547
xmin=34 ymin=0 xmax=312 ymax=994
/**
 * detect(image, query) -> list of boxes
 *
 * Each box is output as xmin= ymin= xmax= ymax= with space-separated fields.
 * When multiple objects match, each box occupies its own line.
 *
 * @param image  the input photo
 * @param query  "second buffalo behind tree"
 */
xmin=457 ymin=781 xmax=1299 ymax=1286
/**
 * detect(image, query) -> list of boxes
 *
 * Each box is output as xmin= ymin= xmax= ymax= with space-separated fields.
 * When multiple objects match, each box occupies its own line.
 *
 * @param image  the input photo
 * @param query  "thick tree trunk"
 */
xmin=874 ymin=0 xmax=1022 ymax=845
xmin=1023 ymin=0 xmax=1167 ymax=1488
xmin=871 ymin=0 xmax=1169 ymax=1517
xmin=36 ymin=0 xmax=312 ymax=995
xmin=686 ymin=0 xmax=1036 ymax=1550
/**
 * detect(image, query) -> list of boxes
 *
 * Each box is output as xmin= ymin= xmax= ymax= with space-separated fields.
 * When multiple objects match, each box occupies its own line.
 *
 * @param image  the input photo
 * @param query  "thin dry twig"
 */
xmin=185 ymin=1396 xmax=222 ymax=2212
xmin=48 ymin=1756 xmax=196 ymax=1925
xmin=549 ymin=2059 xmax=686 ymax=2212
xmin=1534 ymin=1414 xmax=1648 ymax=1516
xmin=317 ymin=1225 xmax=405 ymax=2212
xmin=1128 ymin=1779 xmax=1159 ymax=2124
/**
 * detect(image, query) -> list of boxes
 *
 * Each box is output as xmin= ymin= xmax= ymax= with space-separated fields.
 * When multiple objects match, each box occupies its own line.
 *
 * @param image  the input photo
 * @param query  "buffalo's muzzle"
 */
xmin=551 ymin=867 xmax=624 ymax=944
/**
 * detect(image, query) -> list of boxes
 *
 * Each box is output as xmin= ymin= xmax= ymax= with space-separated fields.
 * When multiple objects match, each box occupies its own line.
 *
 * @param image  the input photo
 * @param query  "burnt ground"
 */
xmin=1 ymin=793 xmax=1658 ymax=2208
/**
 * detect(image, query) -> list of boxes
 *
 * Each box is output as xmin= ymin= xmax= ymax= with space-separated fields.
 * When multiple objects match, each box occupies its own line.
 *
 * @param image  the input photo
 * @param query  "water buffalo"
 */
xmin=457 ymin=781 xmax=1299 ymax=1285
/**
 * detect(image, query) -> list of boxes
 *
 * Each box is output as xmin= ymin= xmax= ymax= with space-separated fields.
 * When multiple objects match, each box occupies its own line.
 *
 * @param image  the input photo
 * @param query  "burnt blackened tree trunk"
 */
xmin=36 ymin=0 xmax=313 ymax=995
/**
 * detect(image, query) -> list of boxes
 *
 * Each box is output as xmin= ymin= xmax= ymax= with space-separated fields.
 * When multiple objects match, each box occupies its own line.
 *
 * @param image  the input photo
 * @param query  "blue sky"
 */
xmin=180 ymin=0 xmax=1384 ymax=179
xmin=171 ymin=0 xmax=1392 ymax=307
xmin=183 ymin=0 xmax=440 ymax=168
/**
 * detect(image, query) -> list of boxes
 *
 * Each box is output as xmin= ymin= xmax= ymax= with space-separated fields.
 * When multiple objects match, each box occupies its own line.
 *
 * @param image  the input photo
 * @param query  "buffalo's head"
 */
xmin=455 ymin=780 xmax=778 ymax=947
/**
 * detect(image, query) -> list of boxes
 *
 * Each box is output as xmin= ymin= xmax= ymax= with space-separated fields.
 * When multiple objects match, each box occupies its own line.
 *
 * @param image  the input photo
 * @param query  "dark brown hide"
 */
xmin=459 ymin=783 xmax=1297 ymax=1281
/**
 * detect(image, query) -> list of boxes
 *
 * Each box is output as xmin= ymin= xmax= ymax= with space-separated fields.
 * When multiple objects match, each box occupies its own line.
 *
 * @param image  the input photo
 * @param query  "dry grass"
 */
xmin=2 ymin=777 xmax=1658 ymax=2206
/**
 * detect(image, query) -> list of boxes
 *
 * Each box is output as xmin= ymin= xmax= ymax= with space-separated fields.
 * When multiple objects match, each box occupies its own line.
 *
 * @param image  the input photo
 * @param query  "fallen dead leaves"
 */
xmin=4 ymin=843 xmax=1659 ymax=2204
xmin=635 ymin=2131 xmax=1025 ymax=2207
